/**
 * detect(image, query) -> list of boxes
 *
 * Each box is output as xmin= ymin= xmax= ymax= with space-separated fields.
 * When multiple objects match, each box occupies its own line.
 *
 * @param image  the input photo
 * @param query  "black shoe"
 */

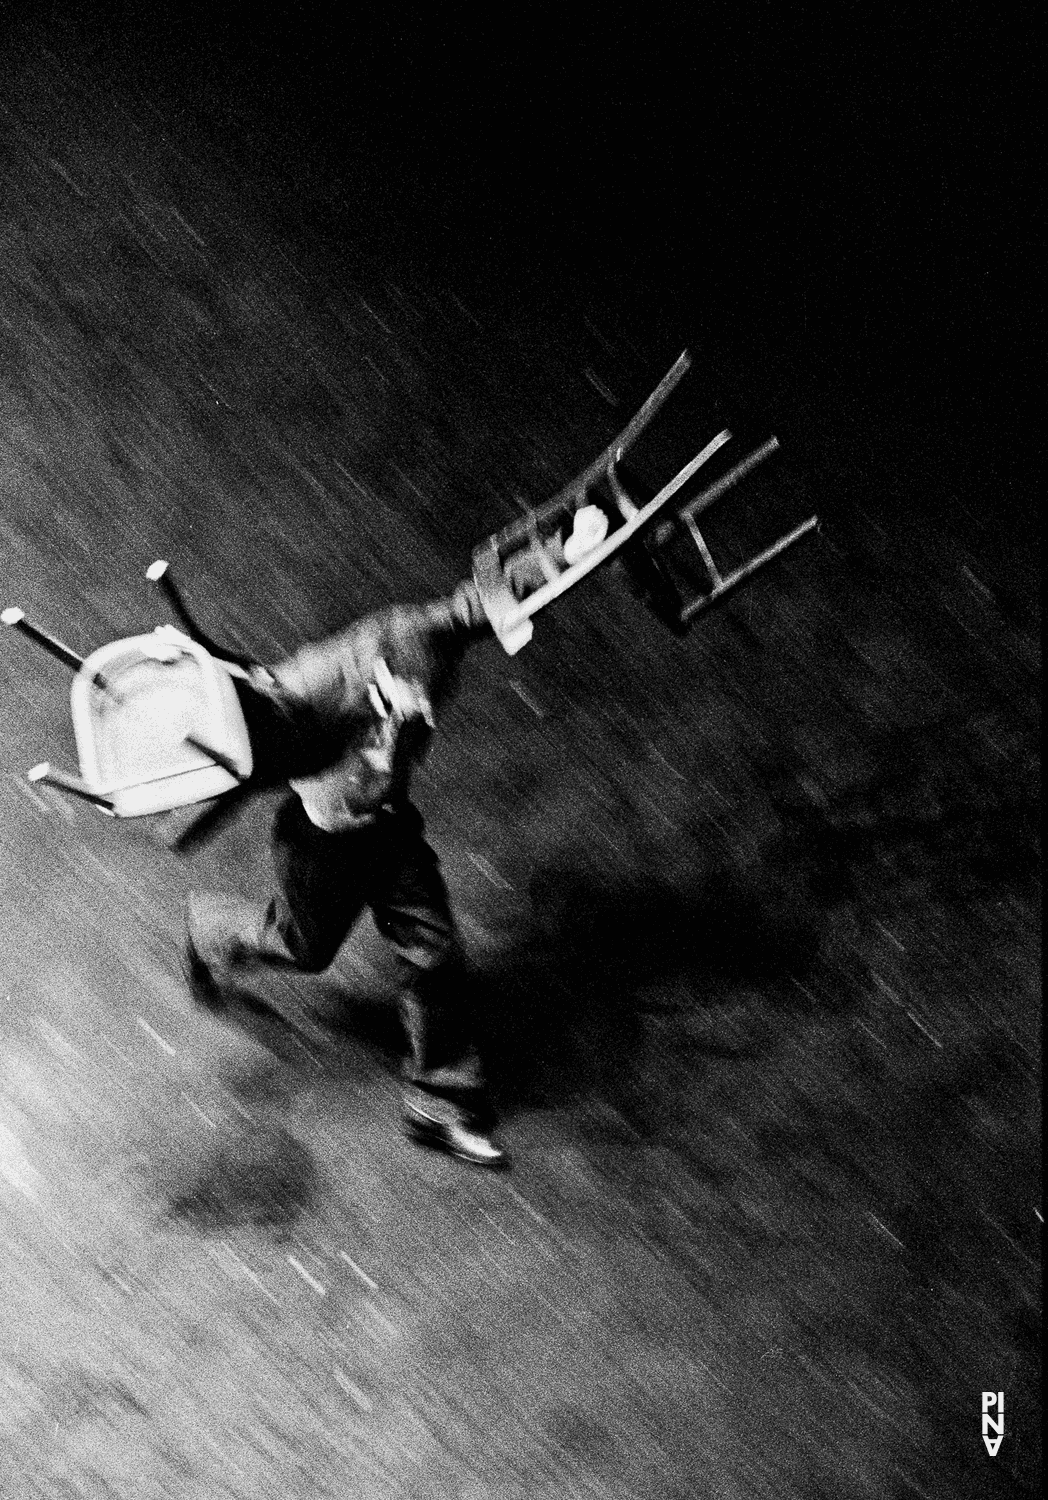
xmin=182 ymin=938 xmax=226 ymax=1010
xmin=403 ymin=1095 xmax=508 ymax=1169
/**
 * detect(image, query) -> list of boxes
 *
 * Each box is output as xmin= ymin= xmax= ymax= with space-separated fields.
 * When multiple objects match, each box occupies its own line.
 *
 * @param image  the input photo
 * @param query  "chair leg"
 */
xmin=27 ymin=762 xmax=115 ymax=812
xmin=145 ymin=560 xmax=258 ymax=672
xmin=2 ymin=607 xmax=84 ymax=672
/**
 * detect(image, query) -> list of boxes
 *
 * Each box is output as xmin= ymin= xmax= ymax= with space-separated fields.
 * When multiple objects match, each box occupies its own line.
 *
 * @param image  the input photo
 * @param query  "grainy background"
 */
xmin=0 ymin=8 xmax=1039 ymax=1498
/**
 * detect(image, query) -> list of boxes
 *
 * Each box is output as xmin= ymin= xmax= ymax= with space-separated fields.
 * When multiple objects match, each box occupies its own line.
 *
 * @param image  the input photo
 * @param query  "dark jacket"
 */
xmin=233 ymin=585 xmax=488 ymax=826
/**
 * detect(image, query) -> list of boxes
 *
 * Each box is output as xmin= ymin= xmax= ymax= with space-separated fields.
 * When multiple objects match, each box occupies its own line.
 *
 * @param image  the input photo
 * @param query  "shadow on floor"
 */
xmin=159 ymin=1116 xmax=320 ymax=1235
xmin=469 ymin=857 xmax=824 ymax=1115
xmin=174 ymin=850 xmax=826 ymax=1133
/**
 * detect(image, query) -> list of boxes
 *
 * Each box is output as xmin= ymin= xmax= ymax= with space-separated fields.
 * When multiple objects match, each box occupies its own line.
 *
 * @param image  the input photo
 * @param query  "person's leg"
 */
xmin=370 ymin=805 xmax=504 ymax=1166
xmin=186 ymin=794 xmax=368 ymax=1001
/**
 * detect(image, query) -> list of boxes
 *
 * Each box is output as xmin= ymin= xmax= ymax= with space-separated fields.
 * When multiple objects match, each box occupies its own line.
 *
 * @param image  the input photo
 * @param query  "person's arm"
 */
xmin=235 ymin=583 xmax=488 ymax=788
xmin=231 ymin=662 xmax=371 ymax=787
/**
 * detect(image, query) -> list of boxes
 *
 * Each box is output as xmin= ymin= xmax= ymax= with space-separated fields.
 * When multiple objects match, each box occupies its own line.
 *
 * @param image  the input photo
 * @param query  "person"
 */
xmin=183 ymin=578 xmax=506 ymax=1168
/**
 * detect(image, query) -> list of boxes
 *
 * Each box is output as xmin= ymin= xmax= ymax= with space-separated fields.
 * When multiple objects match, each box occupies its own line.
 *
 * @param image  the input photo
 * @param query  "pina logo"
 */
xmin=981 ymin=1391 xmax=1004 ymax=1457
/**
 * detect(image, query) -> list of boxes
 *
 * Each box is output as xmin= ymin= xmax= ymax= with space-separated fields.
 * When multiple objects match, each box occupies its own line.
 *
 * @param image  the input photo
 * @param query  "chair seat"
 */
xmin=70 ymin=630 xmax=252 ymax=816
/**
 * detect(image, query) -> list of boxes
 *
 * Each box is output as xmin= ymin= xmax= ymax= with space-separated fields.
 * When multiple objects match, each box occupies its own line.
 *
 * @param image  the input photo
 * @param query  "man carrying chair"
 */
xmin=183 ymin=577 xmax=507 ymax=1169
xmin=5 ymin=349 xmax=818 ymax=1177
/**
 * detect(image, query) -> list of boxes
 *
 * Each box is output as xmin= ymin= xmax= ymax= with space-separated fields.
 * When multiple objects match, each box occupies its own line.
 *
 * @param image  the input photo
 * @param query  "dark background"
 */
xmin=47 ymin=4 xmax=1034 ymax=572
xmin=38 ymin=8 xmax=1034 ymax=363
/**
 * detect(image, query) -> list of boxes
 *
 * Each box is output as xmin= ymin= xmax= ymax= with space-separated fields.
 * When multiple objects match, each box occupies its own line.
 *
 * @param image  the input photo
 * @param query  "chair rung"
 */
xmin=682 ymin=515 xmax=723 ymax=587
xmin=528 ymin=536 xmax=562 ymax=583
xmin=653 ymin=436 xmax=780 ymax=548
xmin=678 ymin=515 xmax=819 ymax=624
xmin=605 ymin=463 xmax=639 ymax=519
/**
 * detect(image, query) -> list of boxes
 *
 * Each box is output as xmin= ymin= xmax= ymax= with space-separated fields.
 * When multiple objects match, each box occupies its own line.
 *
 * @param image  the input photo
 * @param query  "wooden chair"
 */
xmin=471 ymin=350 xmax=818 ymax=652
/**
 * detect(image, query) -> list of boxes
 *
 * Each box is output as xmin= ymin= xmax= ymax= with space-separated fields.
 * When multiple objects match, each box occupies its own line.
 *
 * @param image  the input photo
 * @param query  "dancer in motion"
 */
xmin=184 ymin=578 xmax=506 ymax=1167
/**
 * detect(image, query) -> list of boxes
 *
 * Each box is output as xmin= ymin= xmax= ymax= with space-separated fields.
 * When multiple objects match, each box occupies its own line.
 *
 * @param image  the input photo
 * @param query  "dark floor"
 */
xmin=0 ymin=15 xmax=1040 ymax=1500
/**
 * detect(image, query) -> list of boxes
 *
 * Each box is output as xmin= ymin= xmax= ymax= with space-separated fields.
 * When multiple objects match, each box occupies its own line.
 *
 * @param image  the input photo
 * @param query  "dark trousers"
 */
xmin=188 ymin=794 xmax=484 ymax=1101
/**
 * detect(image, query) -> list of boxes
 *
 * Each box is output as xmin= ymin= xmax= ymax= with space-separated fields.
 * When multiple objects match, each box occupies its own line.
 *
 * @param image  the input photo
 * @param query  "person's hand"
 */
xmin=368 ymin=658 xmax=435 ymax=727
